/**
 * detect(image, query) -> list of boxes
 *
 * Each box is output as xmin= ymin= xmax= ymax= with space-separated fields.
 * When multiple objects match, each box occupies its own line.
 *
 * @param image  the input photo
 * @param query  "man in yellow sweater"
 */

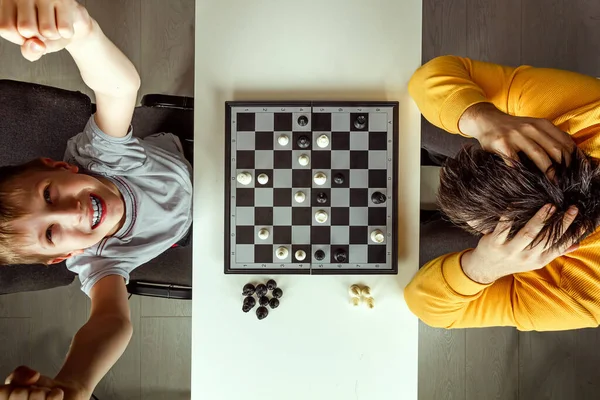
xmin=405 ymin=55 xmax=600 ymax=331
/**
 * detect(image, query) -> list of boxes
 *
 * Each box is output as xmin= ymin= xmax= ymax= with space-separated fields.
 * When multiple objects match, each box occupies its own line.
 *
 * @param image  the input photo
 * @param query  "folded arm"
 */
xmin=404 ymin=251 xmax=597 ymax=331
xmin=408 ymin=55 xmax=600 ymax=135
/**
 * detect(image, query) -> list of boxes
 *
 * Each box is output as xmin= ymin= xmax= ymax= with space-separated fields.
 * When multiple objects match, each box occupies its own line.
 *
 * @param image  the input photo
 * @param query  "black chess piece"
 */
xmin=314 ymin=249 xmax=325 ymax=261
xmin=333 ymin=173 xmax=344 ymax=185
xmin=316 ymin=192 xmax=328 ymax=204
xmin=256 ymin=306 xmax=269 ymax=320
xmin=371 ymin=191 xmax=387 ymax=204
xmin=266 ymin=279 xmax=277 ymax=291
xmin=354 ymin=114 xmax=367 ymax=129
xmin=259 ymin=296 xmax=269 ymax=306
xmin=242 ymin=296 xmax=256 ymax=313
xmin=297 ymin=135 xmax=310 ymax=149
xmin=269 ymin=298 xmax=280 ymax=309
xmin=272 ymin=288 xmax=284 ymax=299
xmin=334 ymin=248 xmax=347 ymax=263
xmin=256 ymin=284 xmax=267 ymax=297
xmin=297 ymin=115 xmax=309 ymax=127
xmin=242 ymin=283 xmax=256 ymax=296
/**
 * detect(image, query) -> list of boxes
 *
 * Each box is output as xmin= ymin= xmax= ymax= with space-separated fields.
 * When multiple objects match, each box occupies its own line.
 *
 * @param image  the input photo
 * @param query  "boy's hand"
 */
xmin=0 ymin=0 xmax=92 ymax=62
xmin=1 ymin=365 xmax=86 ymax=400
xmin=458 ymin=103 xmax=576 ymax=182
xmin=461 ymin=204 xmax=581 ymax=284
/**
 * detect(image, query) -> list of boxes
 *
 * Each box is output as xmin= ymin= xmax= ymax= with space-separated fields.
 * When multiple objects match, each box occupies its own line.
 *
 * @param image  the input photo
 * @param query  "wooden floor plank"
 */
xmin=141 ymin=317 xmax=192 ymax=400
xmin=141 ymin=297 xmax=192 ymax=317
xmin=418 ymin=323 xmax=466 ymax=400
xmin=466 ymin=328 xmax=518 ymax=400
xmin=466 ymin=0 xmax=522 ymax=65
xmin=0 ymin=319 xmax=31 ymax=381
xmin=28 ymin=282 xmax=89 ymax=377
xmin=140 ymin=0 xmax=195 ymax=97
xmin=519 ymin=331 xmax=577 ymax=400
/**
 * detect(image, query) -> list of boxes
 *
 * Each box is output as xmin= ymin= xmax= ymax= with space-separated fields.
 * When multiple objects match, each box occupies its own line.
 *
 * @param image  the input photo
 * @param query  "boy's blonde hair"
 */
xmin=0 ymin=159 xmax=60 ymax=265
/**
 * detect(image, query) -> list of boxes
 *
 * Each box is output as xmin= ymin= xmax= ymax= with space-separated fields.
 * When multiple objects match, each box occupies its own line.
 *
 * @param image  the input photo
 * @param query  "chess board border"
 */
xmin=224 ymin=101 xmax=399 ymax=275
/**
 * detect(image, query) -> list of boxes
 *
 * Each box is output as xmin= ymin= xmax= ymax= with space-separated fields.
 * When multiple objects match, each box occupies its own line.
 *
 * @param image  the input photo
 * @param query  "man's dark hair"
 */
xmin=438 ymin=146 xmax=600 ymax=249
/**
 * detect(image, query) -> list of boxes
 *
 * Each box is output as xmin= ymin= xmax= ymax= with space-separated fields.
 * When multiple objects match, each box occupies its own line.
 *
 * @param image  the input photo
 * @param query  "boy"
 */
xmin=405 ymin=55 xmax=600 ymax=331
xmin=0 ymin=0 xmax=192 ymax=398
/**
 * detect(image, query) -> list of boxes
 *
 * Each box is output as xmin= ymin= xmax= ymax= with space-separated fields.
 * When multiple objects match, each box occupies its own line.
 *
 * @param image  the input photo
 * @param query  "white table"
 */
xmin=193 ymin=1 xmax=423 ymax=399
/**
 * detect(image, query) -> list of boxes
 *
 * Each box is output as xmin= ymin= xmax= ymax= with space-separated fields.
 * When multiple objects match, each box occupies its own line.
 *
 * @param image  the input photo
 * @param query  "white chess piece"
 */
xmin=294 ymin=191 xmax=306 ymax=203
xmin=314 ymin=172 xmax=327 ymax=186
xmin=258 ymin=228 xmax=269 ymax=240
xmin=298 ymin=154 xmax=310 ymax=166
xmin=315 ymin=210 xmax=328 ymax=223
xmin=361 ymin=286 xmax=375 ymax=309
xmin=257 ymin=173 xmax=269 ymax=185
xmin=236 ymin=172 xmax=252 ymax=186
xmin=278 ymin=134 xmax=289 ymax=146
xmin=295 ymin=250 xmax=306 ymax=261
xmin=370 ymin=229 xmax=385 ymax=243
xmin=349 ymin=284 xmax=362 ymax=307
xmin=276 ymin=246 xmax=289 ymax=260
xmin=316 ymin=134 xmax=330 ymax=148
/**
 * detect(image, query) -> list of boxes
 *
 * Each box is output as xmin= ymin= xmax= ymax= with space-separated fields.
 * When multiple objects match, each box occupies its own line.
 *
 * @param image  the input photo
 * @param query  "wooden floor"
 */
xmin=420 ymin=1 xmax=600 ymax=400
xmin=0 ymin=1 xmax=194 ymax=399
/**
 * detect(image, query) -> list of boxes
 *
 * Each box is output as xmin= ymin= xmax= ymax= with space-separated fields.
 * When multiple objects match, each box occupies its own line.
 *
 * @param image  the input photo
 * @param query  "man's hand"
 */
xmin=461 ymin=204 xmax=581 ymax=284
xmin=458 ymin=103 xmax=576 ymax=181
xmin=0 ymin=0 xmax=92 ymax=62
xmin=0 ymin=365 xmax=81 ymax=400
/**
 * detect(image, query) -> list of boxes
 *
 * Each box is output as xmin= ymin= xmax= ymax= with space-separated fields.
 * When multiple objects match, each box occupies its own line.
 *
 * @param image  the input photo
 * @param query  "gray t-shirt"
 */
xmin=63 ymin=115 xmax=193 ymax=296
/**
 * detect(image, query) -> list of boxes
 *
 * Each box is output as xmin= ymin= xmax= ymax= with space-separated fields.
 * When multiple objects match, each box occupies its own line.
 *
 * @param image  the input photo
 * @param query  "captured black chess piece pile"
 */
xmin=242 ymin=279 xmax=283 ymax=320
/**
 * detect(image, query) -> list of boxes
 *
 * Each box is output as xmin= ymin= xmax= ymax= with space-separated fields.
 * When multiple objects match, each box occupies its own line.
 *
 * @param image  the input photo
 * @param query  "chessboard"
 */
xmin=225 ymin=101 xmax=398 ymax=275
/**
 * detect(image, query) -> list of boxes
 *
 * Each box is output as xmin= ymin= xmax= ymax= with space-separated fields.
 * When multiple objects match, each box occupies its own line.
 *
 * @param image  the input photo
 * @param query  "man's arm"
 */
xmin=405 ymin=205 xmax=592 ymax=331
xmin=404 ymin=252 xmax=599 ymax=331
xmin=54 ymin=275 xmax=133 ymax=398
xmin=408 ymin=55 xmax=600 ymax=135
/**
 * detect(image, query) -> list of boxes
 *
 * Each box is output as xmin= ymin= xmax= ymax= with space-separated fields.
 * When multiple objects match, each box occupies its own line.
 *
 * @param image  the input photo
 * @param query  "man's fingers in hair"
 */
xmin=544 ymin=223 xmax=582 ymax=262
xmin=535 ymin=119 xmax=576 ymax=162
xmin=492 ymin=141 xmax=518 ymax=167
xmin=513 ymin=204 xmax=555 ymax=250
xmin=491 ymin=217 xmax=512 ymax=244
xmin=519 ymin=136 xmax=555 ymax=180
xmin=527 ymin=120 xmax=572 ymax=167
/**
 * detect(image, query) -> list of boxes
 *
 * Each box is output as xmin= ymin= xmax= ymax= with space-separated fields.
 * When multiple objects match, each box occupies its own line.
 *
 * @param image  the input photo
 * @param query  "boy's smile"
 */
xmin=12 ymin=158 xmax=126 ymax=264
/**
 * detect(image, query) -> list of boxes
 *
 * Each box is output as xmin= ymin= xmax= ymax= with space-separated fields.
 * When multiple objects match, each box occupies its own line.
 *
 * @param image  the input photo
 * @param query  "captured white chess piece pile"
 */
xmin=349 ymin=284 xmax=375 ymax=309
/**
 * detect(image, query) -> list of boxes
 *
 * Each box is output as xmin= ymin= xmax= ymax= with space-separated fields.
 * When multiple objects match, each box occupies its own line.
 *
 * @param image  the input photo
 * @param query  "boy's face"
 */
xmin=12 ymin=158 xmax=125 ymax=264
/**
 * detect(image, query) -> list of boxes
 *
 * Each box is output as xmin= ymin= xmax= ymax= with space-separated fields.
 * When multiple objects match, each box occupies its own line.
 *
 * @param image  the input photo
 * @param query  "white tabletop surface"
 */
xmin=192 ymin=1 xmax=423 ymax=399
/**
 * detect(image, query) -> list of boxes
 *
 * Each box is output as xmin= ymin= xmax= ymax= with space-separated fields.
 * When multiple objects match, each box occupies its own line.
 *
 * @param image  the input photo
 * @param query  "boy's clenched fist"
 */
xmin=0 ymin=0 xmax=93 ymax=61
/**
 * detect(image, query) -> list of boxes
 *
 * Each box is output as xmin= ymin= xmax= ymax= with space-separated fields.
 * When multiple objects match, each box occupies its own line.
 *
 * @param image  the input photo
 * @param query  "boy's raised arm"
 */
xmin=65 ymin=17 xmax=140 ymax=139
xmin=0 ymin=0 xmax=140 ymax=138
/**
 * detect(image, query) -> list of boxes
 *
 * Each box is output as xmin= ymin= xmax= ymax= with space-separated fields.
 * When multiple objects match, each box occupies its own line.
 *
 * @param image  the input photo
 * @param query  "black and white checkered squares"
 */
xmin=227 ymin=103 xmax=397 ymax=274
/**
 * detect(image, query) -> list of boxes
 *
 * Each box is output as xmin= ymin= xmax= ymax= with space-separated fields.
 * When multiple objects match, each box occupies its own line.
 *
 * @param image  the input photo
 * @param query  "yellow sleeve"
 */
xmin=408 ymin=55 xmax=600 ymax=136
xmin=403 ymin=252 xmax=598 ymax=331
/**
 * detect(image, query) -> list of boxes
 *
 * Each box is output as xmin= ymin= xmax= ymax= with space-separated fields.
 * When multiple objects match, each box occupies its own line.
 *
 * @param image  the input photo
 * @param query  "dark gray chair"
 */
xmin=0 ymin=79 xmax=193 ymax=299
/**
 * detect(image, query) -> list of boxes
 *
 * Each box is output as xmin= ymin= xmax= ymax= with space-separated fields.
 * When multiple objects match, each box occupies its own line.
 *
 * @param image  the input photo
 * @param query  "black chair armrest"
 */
xmin=127 ymin=281 xmax=192 ymax=300
xmin=141 ymin=94 xmax=194 ymax=110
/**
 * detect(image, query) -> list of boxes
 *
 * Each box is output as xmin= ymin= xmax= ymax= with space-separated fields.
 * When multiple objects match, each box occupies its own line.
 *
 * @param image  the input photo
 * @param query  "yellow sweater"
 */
xmin=405 ymin=56 xmax=600 ymax=331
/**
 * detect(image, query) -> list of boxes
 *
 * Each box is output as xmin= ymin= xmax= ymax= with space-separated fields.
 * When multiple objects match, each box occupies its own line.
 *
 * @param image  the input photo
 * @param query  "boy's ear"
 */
xmin=47 ymin=249 xmax=84 ymax=265
xmin=40 ymin=158 xmax=79 ymax=173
